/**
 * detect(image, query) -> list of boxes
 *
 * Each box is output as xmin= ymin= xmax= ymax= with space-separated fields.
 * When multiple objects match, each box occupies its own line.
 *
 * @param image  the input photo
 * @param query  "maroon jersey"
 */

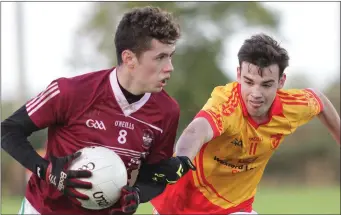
xmin=25 ymin=67 xmax=180 ymax=214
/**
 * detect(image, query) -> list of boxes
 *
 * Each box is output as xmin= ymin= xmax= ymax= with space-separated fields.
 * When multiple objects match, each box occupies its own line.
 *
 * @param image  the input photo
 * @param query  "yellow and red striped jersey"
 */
xmin=151 ymin=81 xmax=323 ymax=214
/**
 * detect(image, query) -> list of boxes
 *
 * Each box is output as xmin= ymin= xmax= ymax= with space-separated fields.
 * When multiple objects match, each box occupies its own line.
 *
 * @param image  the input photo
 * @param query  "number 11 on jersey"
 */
xmin=249 ymin=142 xmax=258 ymax=155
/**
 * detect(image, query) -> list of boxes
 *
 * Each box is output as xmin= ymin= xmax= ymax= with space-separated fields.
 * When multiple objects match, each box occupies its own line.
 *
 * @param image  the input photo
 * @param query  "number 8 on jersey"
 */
xmin=118 ymin=129 xmax=127 ymax=144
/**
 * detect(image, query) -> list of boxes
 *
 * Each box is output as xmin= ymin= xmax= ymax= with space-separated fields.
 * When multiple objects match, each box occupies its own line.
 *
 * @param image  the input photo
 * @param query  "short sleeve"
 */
xmin=146 ymin=104 xmax=180 ymax=164
xmin=298 ymin=88 xmax=324 ymax=125
xmin=25 ymin=78 xmax=73 ymax=129
xmin=195 ymin=84 xmax=239 ymax=139
xmin=279 ymin=88 xmax=324 ymax=128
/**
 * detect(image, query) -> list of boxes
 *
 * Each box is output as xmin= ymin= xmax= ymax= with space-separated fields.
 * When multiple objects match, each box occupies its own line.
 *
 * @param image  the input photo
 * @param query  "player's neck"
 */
xmin=116 ymin=66 xmax=145 ymax=96
xmin=250 ymin=113 xmax=269 ymax=124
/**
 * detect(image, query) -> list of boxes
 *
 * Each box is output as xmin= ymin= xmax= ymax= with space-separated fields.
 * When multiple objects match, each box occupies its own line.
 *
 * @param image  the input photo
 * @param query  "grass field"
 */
xmin=2 ymin=186 xmax=340 ymax=214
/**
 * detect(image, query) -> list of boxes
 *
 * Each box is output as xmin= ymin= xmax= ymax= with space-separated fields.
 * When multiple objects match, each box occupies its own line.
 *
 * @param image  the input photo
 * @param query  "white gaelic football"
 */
xmin=68 ymin=146 xmax=128 ymax=210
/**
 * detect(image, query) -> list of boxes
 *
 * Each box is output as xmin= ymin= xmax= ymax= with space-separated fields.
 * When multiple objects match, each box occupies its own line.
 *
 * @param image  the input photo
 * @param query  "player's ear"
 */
xmin=122 ymin=50 xmax=136 ymax=69
xmin=278 ymin=73 xmax=286 ymax=89
xmin=237 ymin=67 xmax=241 ymax=83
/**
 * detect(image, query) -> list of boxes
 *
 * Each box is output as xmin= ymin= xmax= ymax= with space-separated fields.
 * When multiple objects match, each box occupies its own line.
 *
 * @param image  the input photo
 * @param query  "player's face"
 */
xmin=134 ymin=39 xmax=176 ymax=93
xmin=237 ymin=62 xmax=286 ymax=120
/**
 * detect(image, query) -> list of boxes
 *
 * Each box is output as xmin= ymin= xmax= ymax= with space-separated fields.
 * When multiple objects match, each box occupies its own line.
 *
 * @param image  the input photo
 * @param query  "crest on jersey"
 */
xmin=270 ymin=133 xmax=283 ymax=149
xmin=142 ymin=129 xmax=154 ymax=149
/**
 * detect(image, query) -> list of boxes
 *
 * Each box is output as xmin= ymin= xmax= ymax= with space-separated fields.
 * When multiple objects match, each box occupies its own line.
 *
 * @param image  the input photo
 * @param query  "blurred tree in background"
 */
xmin=77 ymin=1 xmax=278 ymax=133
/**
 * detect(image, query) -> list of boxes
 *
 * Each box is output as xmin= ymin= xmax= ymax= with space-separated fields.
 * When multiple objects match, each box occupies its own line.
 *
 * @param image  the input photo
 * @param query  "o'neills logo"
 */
xmin=249 ymin=136 xmax=263 ymax=142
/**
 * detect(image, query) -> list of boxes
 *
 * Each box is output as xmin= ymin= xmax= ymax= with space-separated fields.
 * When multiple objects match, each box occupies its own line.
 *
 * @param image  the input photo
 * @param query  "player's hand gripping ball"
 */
xmin=68 ymin=146 xmax=128 ymax=210
xmin=44 ymin=151 xmax=93 ymax=206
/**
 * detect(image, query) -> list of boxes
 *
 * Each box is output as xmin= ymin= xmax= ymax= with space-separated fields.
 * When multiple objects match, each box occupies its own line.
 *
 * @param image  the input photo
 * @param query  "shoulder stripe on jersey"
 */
xmin=26 ymin=82 xmax=59 ymax=111
xmin=281 ymin=101 xmax=309 ymax=106
xmin=277 ymin=91 xmax=305 ymax=97
xmin=26 ymin=82 xmax=58 ymax=107
xmin=221 ymin=86 xmax=239 ymax=116
xmin=278 ymin=93 xmax=309 ymax=106
xmin=278 ymin=96 xmax=307 ymax=101
xmin=304 ymin=88 xmax=324 ymax=112
xmin=26 ymin=82 xmax=60 ymax=116
xmin=27 ymin=90 xmax=60 ymax=116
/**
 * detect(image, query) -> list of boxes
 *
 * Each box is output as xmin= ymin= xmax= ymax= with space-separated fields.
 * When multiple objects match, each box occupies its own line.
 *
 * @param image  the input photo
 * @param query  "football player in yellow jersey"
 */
xmin=149 ymin=33 xmax=340 ymax=214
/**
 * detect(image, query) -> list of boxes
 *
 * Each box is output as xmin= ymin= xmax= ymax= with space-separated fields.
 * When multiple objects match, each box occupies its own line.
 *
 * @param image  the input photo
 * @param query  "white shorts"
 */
xmin=152 ymin=207 xmax=257 ymax=215
xmin=18 ymin=198 xmax=40 ymax=215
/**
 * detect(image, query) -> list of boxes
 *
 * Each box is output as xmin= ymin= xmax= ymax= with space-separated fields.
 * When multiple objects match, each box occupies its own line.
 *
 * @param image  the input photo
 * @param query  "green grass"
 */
xmin=2 ymin=186 xmax=340 ymax=214
xmin=253 ymin=186 xmax=340 ymax=214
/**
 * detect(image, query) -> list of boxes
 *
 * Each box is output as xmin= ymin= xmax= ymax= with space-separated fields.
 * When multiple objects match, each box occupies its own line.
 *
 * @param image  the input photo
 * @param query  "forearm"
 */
xmin=175 ymin=117 xmax=213 ymax=160
xmin=317 ymin=92 xmax=340 ymax=144
xmin=1 ymin=106 xmax=49 ymax=176
xmin=134 ymin=181 xmax=166 ymax=203
xmin=2 ymin=129 xmax=49 ymax=173
xmin=134 ymin=165 xmax=166 ymax=202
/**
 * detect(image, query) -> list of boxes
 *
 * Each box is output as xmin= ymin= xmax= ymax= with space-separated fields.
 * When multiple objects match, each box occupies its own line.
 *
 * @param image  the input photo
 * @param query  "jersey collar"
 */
xmin=237 ymin=83 xmax=284 ymax=128
xmin=110 ymin=68 xmax=151 ymax=116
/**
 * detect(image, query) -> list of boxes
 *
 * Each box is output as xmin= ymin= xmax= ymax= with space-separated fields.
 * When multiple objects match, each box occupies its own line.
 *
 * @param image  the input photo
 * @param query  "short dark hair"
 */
xmin=237 ymin=33 xmax=289 ymax=77
xmin=115 ymin=6 xmax=180 ymax=65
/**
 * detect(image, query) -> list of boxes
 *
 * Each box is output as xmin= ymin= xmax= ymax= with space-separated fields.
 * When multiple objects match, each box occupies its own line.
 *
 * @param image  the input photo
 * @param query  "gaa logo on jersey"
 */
xmin=142 ymin=129 xmax=154 ymax=149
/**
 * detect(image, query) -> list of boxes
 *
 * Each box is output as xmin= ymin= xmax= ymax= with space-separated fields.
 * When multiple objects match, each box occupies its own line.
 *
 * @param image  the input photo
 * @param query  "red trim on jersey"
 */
xmin=278 ymin=95 xmax=307 ymax=101
xmin=151 ymin=169 xmax=255 ymax=214
xmin=188 ymin=182 xmax=254 ymax=214
xmin=195 ymin=110 xmax=220 ymax=138
xmin=198 ymin=143 xmax=234 ymax=204
xmin=193 ymin=151 xmax=212 ymax=195
xmin=237 ymin=84 xmax=284 ymax=129
xmin=304 ymin=88 xmax=324 ymax=112
xmin=193 ymin=157 xmax=203 ymax=187
xmin=221 ymin=87 xmax=239 ymax=116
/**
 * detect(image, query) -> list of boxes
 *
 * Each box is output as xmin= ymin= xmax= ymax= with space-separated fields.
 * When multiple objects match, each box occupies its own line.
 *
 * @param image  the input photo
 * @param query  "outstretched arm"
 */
xmin=145 ymin=86 xmax=229 ymax=185
xmin=142 ymin=117 xmax=214 ymax=185
xmin=314 ymin=89 xmax=340 ymax=145
xmin=175 ymin=117 xmax=214 ymax=160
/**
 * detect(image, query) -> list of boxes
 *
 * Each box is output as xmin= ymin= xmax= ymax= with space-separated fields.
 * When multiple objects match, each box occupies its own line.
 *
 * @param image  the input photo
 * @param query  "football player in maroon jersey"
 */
xmin=2 ymin=6 xmax=192 ymax=215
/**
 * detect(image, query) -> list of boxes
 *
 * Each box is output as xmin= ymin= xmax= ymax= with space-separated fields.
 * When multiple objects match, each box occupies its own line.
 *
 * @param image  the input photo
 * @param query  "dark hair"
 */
xmin=115 ymin=6 xmax=180 ymax=65
xmin=237 ymin=33 xmax=289 ymax=77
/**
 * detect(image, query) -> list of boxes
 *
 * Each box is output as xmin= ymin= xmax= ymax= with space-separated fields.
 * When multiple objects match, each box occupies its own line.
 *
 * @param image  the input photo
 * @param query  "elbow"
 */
xmin=1 ymin=119 xmax=11 ymax=139
xmin=1 ymin=118 xmax=25 ymax=148
xmin=1 ymin=119 xmax=14 ymax=149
